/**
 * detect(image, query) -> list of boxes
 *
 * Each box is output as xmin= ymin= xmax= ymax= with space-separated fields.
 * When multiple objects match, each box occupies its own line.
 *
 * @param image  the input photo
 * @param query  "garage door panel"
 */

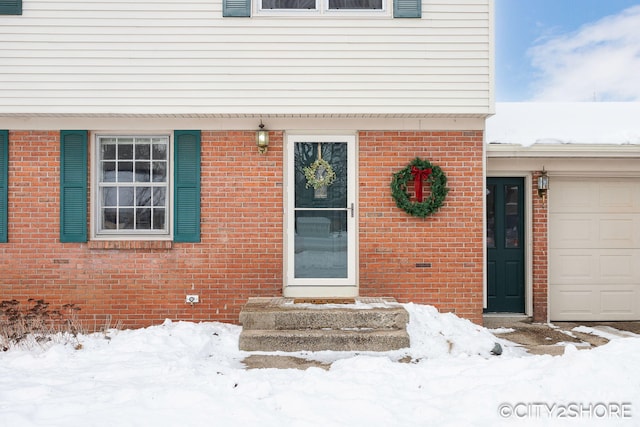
xmin=551 ymin=249 xmax=639 ymax=285
xmin=601 ymin=290 xmax=637 ymax=316
xmin=599 ymin=183 xmax=635 ymax=211
xmin=550 ymin=177 xmax=640 ymax=321
xmin=551 ymin=181 xmax=596 ymax=212
xmin=552 ymin=214 xmax=639 ymax=248
xmin=551 ymin=179 xmax=640 ymax=213
xmin=599 ymin=218 xmax=637 ymax=247
xmin=551 ymin=285 xmax=639 ymax=321
xmin=550 ymin=287 xmax=596 ymax=318
xmin=550 ymin=251 xmax=595 ymax=283
xmin=553 ymin=216 xmax=594 ymax=247
xmin=600 ymin=253 xmax=635 ymax=280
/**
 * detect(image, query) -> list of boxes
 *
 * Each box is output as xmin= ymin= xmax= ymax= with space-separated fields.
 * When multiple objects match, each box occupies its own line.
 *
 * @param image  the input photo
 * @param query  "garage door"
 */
xmin=550 ymin=177 xmax=640 ymax=321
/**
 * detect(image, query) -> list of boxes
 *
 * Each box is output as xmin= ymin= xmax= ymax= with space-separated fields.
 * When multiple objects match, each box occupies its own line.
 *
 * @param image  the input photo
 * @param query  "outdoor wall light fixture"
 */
xmin=538 ymin=169 xmax=549 ymax=200
xmin=256 ymin=121 xmax=269 ymax=154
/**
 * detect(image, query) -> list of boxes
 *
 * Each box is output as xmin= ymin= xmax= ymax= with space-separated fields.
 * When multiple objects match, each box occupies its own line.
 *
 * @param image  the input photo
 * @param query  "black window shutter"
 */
xmin=174 ymin=130 xmax=201 ymax=243
xmin=60 ymin=130 xmax=88 ymax=243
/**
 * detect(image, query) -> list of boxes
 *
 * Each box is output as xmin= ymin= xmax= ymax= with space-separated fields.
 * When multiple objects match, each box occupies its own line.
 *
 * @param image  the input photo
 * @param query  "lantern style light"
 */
xmin=256 ymin=121 xmax=269 ymax=154
xmin=538 ymin=169 xmax=549 ymax=199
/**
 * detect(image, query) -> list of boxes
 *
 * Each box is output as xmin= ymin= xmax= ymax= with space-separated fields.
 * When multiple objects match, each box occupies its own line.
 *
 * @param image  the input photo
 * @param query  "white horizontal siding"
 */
xmin=0 ymin=0 xmax=492 ymax=117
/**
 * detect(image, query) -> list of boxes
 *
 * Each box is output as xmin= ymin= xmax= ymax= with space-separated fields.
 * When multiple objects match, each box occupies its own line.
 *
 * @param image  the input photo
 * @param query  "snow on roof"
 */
xmin=486 ymin=102 xmax=640 ymax=147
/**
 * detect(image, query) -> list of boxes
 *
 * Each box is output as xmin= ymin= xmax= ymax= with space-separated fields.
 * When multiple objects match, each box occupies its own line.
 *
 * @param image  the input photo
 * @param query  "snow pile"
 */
xmin=486 ymin=102 xmax=640 ymax=147
xmin=573 ymin=325 xmax=639 ymax=340
xmin=1 ymin=304 xmax=639 ymax=427
xmin=404 ymin=303 xmax=505 ymax=359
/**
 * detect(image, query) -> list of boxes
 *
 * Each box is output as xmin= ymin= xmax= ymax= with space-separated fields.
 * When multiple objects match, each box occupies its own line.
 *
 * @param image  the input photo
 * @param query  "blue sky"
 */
xmin=495 ymin=0 xmax=640 ymax=101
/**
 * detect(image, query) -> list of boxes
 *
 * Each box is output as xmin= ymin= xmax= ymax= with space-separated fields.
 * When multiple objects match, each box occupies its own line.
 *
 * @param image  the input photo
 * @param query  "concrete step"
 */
xmin=238 ymin=297 xmax=411 ymax=352
xmin=239 ymin=329 xmax=410 ymax=352
xmin=239 ymin=297 xmax=409 ymax=331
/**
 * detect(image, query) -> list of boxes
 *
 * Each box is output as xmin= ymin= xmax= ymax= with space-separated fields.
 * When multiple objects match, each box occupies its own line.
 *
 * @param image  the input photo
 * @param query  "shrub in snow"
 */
xmin=0 ymin=299 xmax=83 ymax=351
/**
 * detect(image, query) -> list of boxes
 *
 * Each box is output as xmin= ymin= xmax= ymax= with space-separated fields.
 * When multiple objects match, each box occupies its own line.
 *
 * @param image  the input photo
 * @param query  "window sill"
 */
xmin=88 ymin=240 xmax=173 ymax=250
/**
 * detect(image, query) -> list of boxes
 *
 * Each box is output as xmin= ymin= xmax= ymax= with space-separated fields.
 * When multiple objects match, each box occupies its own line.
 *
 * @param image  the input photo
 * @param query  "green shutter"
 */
xmin=174 ymin=130 xmax=201 ymax=243
xmin=0 ymin=0 xmax=22 ymax=15
xmin=0 ymin=131 xmax=8 ymax=243
xmin=394 ymin=0 xmax=421 ymax=18
xmin=223 ymin=0 xmax=250 ymax=17
xmin=60 ymin=130 xmax=87 ymax=243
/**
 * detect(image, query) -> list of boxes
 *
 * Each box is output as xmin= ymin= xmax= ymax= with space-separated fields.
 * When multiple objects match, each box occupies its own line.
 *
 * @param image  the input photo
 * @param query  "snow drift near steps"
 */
xmin=1 ymin=303 xmax=639 ymax=427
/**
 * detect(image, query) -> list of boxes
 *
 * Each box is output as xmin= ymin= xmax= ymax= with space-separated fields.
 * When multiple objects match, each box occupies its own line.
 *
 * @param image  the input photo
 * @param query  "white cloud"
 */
xmin=528 ymin=5 xmax=640 ymax=101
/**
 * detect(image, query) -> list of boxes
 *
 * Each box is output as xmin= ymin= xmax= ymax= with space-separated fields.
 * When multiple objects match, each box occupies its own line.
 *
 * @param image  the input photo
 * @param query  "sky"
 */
xmin=495 ymin=0 xmax=640 ymax=102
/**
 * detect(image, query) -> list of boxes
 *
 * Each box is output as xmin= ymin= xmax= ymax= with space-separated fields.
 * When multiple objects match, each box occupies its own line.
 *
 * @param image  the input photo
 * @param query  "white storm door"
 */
xmin=285 ymin=135 xmax=357 ymax=297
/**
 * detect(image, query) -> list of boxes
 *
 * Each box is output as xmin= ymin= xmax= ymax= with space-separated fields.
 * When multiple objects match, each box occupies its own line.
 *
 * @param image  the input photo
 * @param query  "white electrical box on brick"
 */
xmin=186 ymin=295 xmax=199 ymax=304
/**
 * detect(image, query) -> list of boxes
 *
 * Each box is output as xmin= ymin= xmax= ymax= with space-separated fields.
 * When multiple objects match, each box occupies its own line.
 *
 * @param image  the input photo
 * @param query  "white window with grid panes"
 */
xmin=94 ymin=135 xmax=170 ymax=238
xmin=257 ymin=0 xmax=386 ymax=15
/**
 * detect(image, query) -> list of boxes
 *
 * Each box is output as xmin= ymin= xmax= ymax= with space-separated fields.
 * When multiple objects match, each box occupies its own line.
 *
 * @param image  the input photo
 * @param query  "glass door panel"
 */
xmin=294 ymin=142 xmax=348 ymax=279
xmin=286 ymin=135 xmax=356 ymax=294
xmin=295 ymin=210 xmax=348 ymax=278
xmin=504 ymin=185 xmax=520 ymax=248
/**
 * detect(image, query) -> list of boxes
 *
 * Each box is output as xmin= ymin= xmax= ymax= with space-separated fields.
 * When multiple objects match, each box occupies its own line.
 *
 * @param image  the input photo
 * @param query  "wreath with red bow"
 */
xmin=391 ymin=157 xmax=449 ymax=218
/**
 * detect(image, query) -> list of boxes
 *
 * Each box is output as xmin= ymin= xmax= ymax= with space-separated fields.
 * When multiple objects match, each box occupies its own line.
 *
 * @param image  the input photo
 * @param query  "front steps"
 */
xmin=239 ymin=297 xmax=410 ymax=352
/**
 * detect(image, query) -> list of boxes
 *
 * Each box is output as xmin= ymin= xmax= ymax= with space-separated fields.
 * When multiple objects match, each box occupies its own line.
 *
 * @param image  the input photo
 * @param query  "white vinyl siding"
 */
xmin=0 ymin=0 xmax=492 ymax=117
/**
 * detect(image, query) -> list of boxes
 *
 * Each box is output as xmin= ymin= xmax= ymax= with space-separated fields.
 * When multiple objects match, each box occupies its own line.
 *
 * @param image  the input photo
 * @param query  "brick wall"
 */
xmin=358 ymin=131 xmax=485 ymax=324
xmin=1 ymin=130 xmax=283 ymax=328
xmin=0 ymin=129 xmax=485 ymax=328
xmin=531 ymin=171 xmax=548 ymax=322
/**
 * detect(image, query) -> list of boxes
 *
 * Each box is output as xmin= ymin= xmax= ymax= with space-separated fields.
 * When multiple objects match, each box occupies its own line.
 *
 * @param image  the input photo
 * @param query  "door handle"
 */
xmin=349 ymin=203 xmax=355 ymax=218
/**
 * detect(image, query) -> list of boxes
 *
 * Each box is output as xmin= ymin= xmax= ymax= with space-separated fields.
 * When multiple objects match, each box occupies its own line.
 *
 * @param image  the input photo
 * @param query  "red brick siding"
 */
xmin=1 ymin=130 xmax=283 ymax=328
xmin=1 ymin=129 xmax=485 ymax=328
xmin=358 ymin=131 xmax=485 ymax=324
xmin=532 ymin=171 xmax=548 ymax=322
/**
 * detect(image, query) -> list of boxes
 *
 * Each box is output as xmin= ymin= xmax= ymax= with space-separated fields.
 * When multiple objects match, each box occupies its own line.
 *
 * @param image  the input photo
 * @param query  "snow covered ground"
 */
xmin=1 ymin=303 xmax=638 ymax=427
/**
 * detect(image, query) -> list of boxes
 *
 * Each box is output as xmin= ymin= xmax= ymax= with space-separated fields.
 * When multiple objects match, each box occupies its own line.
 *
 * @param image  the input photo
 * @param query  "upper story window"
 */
xmin=94 ymin=135 xmax=170 ymax=238
xmin=328 ymin=0 xmax=383 ymax=9
xmin=261 ymin=0 xmax=382 ymax=10
xmin=258 ymin=0 xmax=386 ymax=14
xmin=224 ymin=0 xmax=419 ymax=18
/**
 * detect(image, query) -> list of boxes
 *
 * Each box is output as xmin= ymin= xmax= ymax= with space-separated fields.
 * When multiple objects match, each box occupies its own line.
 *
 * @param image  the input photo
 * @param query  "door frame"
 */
xmin=283 ymin=133 xmax=358 ymax=298
xmin=485 ymin=173 xmax=533 ymax=316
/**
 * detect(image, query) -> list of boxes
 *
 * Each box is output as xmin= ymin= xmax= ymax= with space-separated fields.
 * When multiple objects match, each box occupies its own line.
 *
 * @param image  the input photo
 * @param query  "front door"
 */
xmin=284 ymin=135 xmax=357 ymax=298
xmin=486 ymin=178 xmax=525 ymax=312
